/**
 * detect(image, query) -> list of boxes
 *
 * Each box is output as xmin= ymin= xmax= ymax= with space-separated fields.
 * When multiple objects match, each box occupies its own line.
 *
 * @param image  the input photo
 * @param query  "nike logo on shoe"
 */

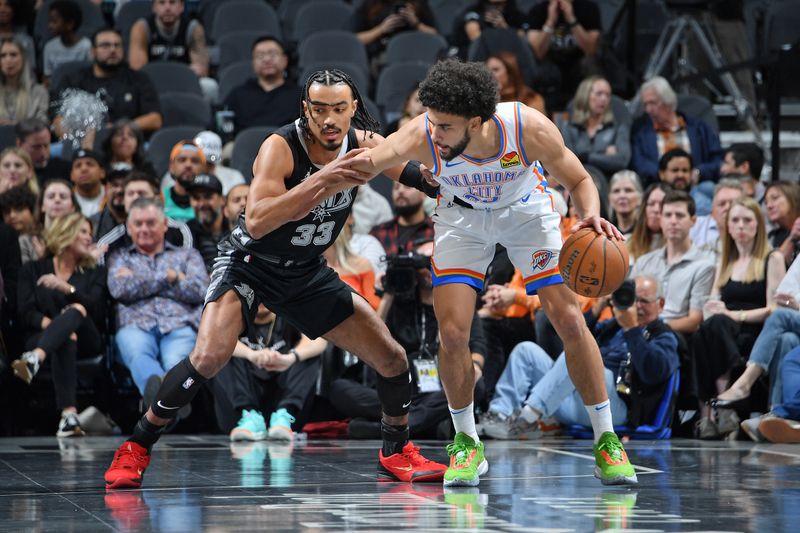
xmin=156 ymin=401 xmax=180 ymax=410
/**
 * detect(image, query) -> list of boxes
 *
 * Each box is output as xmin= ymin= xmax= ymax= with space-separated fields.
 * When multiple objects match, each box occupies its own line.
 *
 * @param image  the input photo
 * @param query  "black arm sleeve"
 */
xmin=398 ymin=161 xmax=439 ymax=198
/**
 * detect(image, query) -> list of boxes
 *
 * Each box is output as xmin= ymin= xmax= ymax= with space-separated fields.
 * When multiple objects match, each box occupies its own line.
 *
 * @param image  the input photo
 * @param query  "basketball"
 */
xmin=558 ymin=228 xmax=629 ymax=297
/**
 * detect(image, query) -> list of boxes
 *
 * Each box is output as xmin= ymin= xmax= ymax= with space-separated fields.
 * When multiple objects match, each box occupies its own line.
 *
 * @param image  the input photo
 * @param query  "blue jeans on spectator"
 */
xmin=692 ymin=181 xmax=714 ymax=216
xmin=747 ymin=308 xmax=800 ymax=406
xmin=488 ymin=341 xmax=628 ymax=427
xmin=116 ymin=325 xmax=197 ymax=395
xmin=773 ymin=346 xmax=800 ymax=421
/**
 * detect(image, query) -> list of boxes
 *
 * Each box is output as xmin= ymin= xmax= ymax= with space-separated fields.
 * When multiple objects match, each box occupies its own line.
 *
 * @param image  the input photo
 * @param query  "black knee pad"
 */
xmin=151 ymin=357 xmax=208 ymax=419
xmin=376 ymin=370 xmax=412 ymax=417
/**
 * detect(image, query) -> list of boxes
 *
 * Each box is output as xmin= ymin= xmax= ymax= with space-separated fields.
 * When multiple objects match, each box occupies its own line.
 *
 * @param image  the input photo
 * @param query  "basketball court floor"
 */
xmin=1 ymin=434 xmax=798 ymax=532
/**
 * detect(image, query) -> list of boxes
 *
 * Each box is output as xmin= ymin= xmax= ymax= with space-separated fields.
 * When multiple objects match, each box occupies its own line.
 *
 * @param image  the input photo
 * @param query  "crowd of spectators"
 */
xmin=1 ymin=0 xmax=799 ymax=447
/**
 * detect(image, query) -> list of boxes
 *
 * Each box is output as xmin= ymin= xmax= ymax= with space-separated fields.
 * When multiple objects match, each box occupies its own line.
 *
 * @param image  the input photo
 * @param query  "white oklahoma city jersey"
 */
xmin=425 ymin=101 xmax=547 ymax=209
xmin=425 ymin=102 xmax=564 ymax=295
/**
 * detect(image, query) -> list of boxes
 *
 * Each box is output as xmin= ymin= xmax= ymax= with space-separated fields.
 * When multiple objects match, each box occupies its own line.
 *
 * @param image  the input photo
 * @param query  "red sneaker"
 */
xmin=104 ymin=441 xmax=151 ymax=489
xmin=378 ymin=441 xmax=447 ymax=482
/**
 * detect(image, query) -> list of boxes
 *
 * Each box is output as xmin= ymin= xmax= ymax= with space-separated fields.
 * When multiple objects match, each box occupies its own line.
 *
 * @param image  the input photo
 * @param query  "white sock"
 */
xmin=585 ymin=400 xmax=614 ymax=443
xmin=449 ymin=403 xmax=479 ymax=442
xmin=519 ymin=404 xmax=541 ymax=424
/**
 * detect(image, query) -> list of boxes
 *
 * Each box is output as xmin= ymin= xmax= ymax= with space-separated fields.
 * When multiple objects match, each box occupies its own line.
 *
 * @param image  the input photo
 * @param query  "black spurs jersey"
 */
xmin=228 ymin=120 xmax=361 ymax=262
xmin=146 ymin=14 xmax=192 ymax=63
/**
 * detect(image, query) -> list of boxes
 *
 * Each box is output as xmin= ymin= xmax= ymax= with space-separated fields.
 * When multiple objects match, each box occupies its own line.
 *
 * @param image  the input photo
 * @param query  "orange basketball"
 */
xmin=558 ymin=227 xmax=629 ymax=297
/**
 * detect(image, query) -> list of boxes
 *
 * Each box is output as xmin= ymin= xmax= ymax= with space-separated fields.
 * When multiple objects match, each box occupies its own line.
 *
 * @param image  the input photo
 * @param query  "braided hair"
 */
xmin=299 ymin=69 xmax=381 ymax=143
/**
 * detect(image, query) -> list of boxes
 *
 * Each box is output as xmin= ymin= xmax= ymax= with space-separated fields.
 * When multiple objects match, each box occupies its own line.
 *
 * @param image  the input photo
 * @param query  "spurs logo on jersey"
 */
xmin=425 ymin=102 xmax=550 ymax=209
xmin=310 ymin=187 xmax=354 ymax=222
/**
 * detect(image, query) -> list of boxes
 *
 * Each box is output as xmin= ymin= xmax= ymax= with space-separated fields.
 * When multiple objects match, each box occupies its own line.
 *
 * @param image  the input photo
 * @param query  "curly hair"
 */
xmin=299 ymin=69 xmax=380 ymax=142
xmin=418 ymin=59 xmax=498 ymax=122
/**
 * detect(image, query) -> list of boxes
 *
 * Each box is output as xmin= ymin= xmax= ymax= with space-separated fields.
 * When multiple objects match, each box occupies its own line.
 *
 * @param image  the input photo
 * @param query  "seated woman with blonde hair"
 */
xmin=0 ymin=38 xmax=48 ymax=125
xmin=627 ymin=182 xmax=671 ymax=262
xmin=322 ymin=223 xmax=380 ymax=310
xmin=0 ymin=147 xmax=38 ymax=196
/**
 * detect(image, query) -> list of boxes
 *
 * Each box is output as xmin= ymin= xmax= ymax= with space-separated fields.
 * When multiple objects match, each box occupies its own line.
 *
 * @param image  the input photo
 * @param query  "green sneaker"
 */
xmin=444 ymin=433 xmax=488 ymax=487
xmin=593 ymin=432 xmax=638 ymax=485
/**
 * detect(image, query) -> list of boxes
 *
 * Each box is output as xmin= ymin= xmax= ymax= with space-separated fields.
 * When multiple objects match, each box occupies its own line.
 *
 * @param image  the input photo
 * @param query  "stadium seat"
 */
xmin=141 ymin=61 xmax=202 ymax=96
xmin=210 ymin=0 xmax=282 ymax=43
xmin=374 ymin=62 xmax=431 ymax=123
xmin=297 ymin=31 xmax=369 ymax=79
xmin=466 ymin=28 xmax=539 ymax=89
xmin=159 ymin=92 xmax=212 ymax=128
xmin=218 ymin=60 xmax=255 ymax=105
xmin=279 ymin=0 xmax=346 ymax=44
xmin=568 ymin=371 xmax=680 ymax=440
xmin=384 ymin=31 xmax=448 ymax=66
xmin=115 ymin=0 xmax=151 ymax=50
xmin=217 ymin=30 xmax=263 ymax=67
xmin=428 ymin=0 xmax=464 ymax=39
xmin=292 ymin=1 xmax=354 ymax=44
xmin=231 ymin=126 xmax=277 ymax=180
xmin=50 ymin=60 xmax=92 ymax=93
xmin=0 ymin=125 xmax=15 ymax=150
xmin=677 ymin=94 xmax=719 ymax=135
xmin=147 ymin=126 xmax=204 ymax=176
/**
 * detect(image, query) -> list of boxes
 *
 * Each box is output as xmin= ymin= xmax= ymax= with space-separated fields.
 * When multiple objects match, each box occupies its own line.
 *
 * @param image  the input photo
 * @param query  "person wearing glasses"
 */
xmin=51 ymin=28 xmax=163 ymax=137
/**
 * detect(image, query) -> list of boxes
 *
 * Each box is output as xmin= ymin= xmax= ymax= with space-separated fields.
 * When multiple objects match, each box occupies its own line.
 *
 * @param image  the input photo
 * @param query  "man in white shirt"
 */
xmin=689 ymin=178 xmax=743 ymax=256
xmin=70 ymin=149 xmax=106 ymax=217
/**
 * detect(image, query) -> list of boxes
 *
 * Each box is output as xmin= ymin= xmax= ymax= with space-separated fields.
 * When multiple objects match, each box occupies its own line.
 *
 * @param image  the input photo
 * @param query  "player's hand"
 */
xmin=419 ymin=163 xmax=439 ymax=188
xmin=572 ymin=216 xmax=625 ymax=241
xmin=317 ymin=148 xmax=373 ymax=187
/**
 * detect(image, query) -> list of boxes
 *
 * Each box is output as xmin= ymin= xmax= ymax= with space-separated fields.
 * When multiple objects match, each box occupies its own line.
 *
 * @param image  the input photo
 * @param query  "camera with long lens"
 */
xmin=383 ymin=252 xmax=431 ymax=295
xmin=611 ymin=279 xmax=636 ymax=310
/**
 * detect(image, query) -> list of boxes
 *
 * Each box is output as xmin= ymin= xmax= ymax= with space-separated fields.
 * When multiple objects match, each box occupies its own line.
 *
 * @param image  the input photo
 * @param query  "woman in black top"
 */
xmin=12 ymin=212 xmax=107 ymax=437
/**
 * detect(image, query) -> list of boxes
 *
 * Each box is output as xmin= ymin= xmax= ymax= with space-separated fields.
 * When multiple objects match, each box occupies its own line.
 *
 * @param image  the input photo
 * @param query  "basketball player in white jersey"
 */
xmin=349 ymin=60 xmax=638 ymax=487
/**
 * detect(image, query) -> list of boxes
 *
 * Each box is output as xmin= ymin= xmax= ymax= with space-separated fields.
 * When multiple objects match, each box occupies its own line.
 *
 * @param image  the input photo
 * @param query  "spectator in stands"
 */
xmin=721 ymin=142 xmax=764 ymax=200
xmin=384 ymin=85 xmax=426 ymax=136
xmin=657 ymin=148 xmax=712 ymax=216
xmin=559 ymin=76 xmax=630 ymax=178
xmin=192 ymin=131 xmax=245 ymax=195
xmin=70 ymin=149 xmax=106 ymax=217
xmin=223 ymin=182 xmax=248 ymax=228
xmin=161 ymin=139 xmax=204 ymax=222
xmin=42 ymin=0 xmax=92 ymax=82
xmin=745 ymin=346 xmax=800 ymax=444
xmin=354 ymin=0 xmax=438 ymax=74
xmin=480 ymin=274 xmax=679 ymax=439
xmin=607 ymin=170 xmax=641 ymax=237
xmin=632 ymin=77 xmax=723 ymax=185
xmin=627 ymin=182 xmax=670 ymax=261
xmin=128 ymin=0 xmax=216 ymax=101
xmin=351 ymin=183 xmax=393 ymax=236
xmin=452 ymin=0 xmax=529 ymax=56
xmin=214 ymin=304 xmax=327 ymax=443
xmin=331 ymin=239 xmax=487 ymax=439
xmin=0 ymin=39 xmax=48 ymax=125
xmin=693 ymin=197 xmax=785 ymax=438
xmin=764 ymin=181 xmax=800 ymax=268
xmin=487 ymin=51 xmax=545 ymax=114
xmin=90 ymin=165 xmax=129 ymax=240
xmin=186 ymin=173 xmax=230 ymax=272
xmin=107 ymin=196 xmax=207 ymax=408
xmin=0 ymin=0 xmax=35 ymax=73
xmin=39 ymin=178 xmax=77 ymax=231
xmin=12 ymin=213 xmax=107 ymax=438
xmin=689 ymin=179 xmax=743 ymax=256
xmin=322 ymin=224 xmax=380 ymax=310
xmin=100 ymin=119 xmax=156 ymax=176
xmin=370 ymin=181 xmax=434 ymax=266
xmin=16 ymin=118 xmax=71 ymax=186
xmin=0 ymin=146 xmax=38 ymax=195
xmin=526 ymin=0 xmax=602 ymax=111
xmin=631 ymin=190 xmax=715 ymax=336
xmin=222 ymin=36 xmax=301 ymax=136
xmin=97 ymin=171 xmax=192 ymax=258
xmin=52 ymin=28 xmax=162 ymax=136
xmin=0 ymin=184 xmax=39 ymax=263
xmin=715 ymin=255 xmax=800 ymax=417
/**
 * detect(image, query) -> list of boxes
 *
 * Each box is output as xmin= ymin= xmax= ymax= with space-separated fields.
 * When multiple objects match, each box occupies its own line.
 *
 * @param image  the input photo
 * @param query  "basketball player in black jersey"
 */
xmin=104 ymin=70 xmax=447 ymax=489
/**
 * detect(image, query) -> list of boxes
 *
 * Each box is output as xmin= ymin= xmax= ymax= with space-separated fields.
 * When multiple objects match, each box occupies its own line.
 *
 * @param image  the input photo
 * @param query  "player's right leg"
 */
xmin=104 ymin=290 xmax=244 ymax=489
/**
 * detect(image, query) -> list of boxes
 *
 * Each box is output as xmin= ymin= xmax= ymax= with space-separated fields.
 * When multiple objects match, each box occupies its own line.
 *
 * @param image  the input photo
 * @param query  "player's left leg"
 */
xmin=537 ymin=284 xmax=637 ymax=485
xmin=323 ymin=294 xmax=447 ymax=482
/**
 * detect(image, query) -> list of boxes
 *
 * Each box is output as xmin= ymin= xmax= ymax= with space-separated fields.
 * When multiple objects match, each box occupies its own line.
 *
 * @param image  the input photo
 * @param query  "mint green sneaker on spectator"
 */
xmin=268 ymin=408 xmax=296 ymax=441
xmin=230 ymin=409 xmax=267 ymax=441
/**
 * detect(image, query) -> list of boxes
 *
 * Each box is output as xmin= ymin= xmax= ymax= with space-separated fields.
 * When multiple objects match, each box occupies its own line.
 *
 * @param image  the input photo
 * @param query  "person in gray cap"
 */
xmin=193 ymin=131 xmax=245 ymax=195
xmin=186 ymin=173 xmax=230 ymax=272
xmin=70 ymin=149 xmax=106 ymax=217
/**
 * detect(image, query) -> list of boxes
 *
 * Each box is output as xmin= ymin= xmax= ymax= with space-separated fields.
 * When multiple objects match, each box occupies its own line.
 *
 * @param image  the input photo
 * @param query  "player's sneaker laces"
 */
xmin=378 ymin=441 xmax=447 ymax=482
xmin=268 ymin=408 xmax=295 ymax=441
xmin=230 ymin=409 xmax=267 ymax=441
xmin=104 ymin=441 xmax=151 ymax=489
xmin=444 ymin=432 xmax=488 ymax=487
xmin=593 ymin=432 xmax=638 ymax=485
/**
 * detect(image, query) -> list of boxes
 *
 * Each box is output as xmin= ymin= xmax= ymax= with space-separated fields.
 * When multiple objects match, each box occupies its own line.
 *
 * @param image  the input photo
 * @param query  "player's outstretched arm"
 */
xmin=350 ymin=115 xmax=432 ymax=178
xmin=522 ymin=106 xmax=622 ymax=240
xmin=245 ymin=136 xmax=372 ymax=240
